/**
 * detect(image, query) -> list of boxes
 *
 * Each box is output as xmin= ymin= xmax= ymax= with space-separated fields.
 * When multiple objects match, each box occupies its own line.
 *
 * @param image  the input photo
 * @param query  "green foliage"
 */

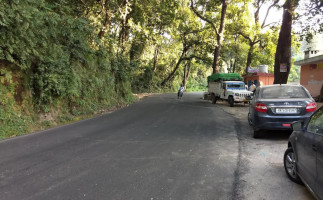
xmin=0 ymin=0 xmax=315 ymax=139
xmin=0 ymin=80 xmax=33 ymax=139
xmin=0 ymin=69 xmax=12 ymax=84
xmin=0 ymin=0 xmax=138 ymax=139
xmin=185 ymin=70 xmax=208 ymax=92
xmin=288 ymin=61 xmax=300 ymax=83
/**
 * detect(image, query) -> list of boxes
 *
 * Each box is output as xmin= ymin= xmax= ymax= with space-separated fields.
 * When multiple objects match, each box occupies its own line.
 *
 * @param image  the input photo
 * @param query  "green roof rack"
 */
xmin=207 ymin=73 xmax=242 ymax=82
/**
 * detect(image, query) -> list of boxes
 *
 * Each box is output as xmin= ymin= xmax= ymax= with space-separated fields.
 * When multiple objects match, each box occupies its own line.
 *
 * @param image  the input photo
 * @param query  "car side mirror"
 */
xmin=292 ymin=121 xmax=305 ymax=131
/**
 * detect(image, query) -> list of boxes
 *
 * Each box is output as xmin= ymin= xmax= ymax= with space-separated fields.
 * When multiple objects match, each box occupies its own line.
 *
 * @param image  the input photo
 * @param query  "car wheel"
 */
xmin=284 ymin=147 xmax=302 ymax=184
xmin=248 ymin=112 xmax=253 ymax=126
xmin=253 ymin=129 xmax=261 ymax=138
xmin=228 ymin=96 xmax=234 ymax=107
xmin=211 ymin=94 xmax=217 ymax=104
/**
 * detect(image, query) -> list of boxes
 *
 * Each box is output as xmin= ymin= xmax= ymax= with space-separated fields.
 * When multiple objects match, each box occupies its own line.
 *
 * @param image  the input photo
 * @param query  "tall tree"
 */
xmin=273 ymin=0 xmax=299 ymax=84
xmin=119 ymin=0 xmax=132 ymax=53
xmin=190 ymin=0 xmax=228 ymax=74
xmin=182 ymin=60 xmax=191 ymax=87
xmin=160 ymin=31 xmax=197 ymax=86
xmin=98 ymin=0 xmax=111 ymax=39
xmin=238 ymin=0 xmax=280 ymax=74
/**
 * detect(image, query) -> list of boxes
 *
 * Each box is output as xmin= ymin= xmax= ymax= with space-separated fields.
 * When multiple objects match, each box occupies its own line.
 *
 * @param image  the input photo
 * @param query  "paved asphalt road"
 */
xmin=0 ymin=93 xmax=315 ymax=200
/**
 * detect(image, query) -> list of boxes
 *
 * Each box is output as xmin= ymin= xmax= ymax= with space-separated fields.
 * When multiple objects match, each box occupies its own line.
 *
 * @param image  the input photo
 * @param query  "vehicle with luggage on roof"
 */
xmin=205 ymin=73 xmax=253 ymax=107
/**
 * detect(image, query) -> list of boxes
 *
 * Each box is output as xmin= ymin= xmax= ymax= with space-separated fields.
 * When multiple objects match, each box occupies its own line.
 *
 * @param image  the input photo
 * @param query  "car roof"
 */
xmin=256 ymin=84 xmax=312 ymax=100
xmin=258 ymin=84 xmax=302 ymax=89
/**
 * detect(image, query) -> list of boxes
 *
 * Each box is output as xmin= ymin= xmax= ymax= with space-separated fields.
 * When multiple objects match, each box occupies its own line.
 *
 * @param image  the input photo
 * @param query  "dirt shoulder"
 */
xmin=207 ymin=98 xmax=314 ymax=200
xmin=212 ymin=100 xmax=249 ymax=120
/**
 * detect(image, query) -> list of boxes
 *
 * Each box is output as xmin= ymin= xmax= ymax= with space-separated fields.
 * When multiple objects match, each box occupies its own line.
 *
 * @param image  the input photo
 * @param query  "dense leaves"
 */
xmin=0 ymin=0 xmax=321 ymax=138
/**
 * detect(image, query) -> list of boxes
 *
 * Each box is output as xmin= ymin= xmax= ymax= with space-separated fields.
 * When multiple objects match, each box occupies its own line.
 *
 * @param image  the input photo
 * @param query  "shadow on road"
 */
xmin=258 ymin=130 xmax=292 ymax=141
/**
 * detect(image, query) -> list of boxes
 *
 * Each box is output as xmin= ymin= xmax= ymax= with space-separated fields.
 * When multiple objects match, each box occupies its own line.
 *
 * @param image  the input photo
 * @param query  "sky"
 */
xmin=256 ymin=2 xmax=283 ymax=27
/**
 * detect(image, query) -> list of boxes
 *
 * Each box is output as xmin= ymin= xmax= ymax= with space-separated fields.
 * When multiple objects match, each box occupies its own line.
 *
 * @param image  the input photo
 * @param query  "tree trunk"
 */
xmin=232 ymin=59 xmax=236 ymax=73
xmin=183 ymin=62 xmax=188 ymax=86
xmin=245 ymin=43 xmax=254 ymax=74
xmin=161 ymin=50 xmax=187 ymax=86
xmin=98 ymin=0 xmax=110 ymax=39
xmin=212 ymin=0 xmax=228 ymax=74
xmin=120 ymin=17 xmax=130 ymax=53
xmin=119 ymin=0 xmax=131 ymax=53
xmin=228 ymin=60 xmax=232 ymax=73
xmin=153 ymin=46 xmax=160 ymax=72
xmin=213 ymin=45 xmax=221 ymax=74
xmin=160 ymin=58 xmax=183 ymax=86
xmin=183 ymin=61 xmax=191 ymax=88
xmin=273 ymin=0 xmax=298 ymax=84
xmin=319 ymin=84 xmax=323 ymax=102
xmin=190 ymin=0 xmax=228 ymax=74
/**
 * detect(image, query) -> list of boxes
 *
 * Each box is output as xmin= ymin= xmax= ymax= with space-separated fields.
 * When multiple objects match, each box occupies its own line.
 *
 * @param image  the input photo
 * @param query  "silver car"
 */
xmin=248 ymin=84 xmax=317 ymax=138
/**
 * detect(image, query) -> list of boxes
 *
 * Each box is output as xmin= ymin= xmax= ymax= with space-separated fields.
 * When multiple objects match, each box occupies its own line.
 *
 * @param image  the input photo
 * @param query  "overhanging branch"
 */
xmin=238 ymin=31 xmax=252 ymax=44
xmin=190 ymin=0 xmax=218 ymax=35
xmin=261 ymin=0 xmax=280 ymax=28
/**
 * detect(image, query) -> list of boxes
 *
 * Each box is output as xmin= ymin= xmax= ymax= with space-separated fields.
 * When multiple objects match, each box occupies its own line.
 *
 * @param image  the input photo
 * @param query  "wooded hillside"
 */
xmin=0 ymin=0 xmax=321 ymax=138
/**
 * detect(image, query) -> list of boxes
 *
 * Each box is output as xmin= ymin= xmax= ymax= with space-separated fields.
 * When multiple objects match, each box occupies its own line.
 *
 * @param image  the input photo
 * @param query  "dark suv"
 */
xmin=284 ymin=106 xmax=323 ymax=199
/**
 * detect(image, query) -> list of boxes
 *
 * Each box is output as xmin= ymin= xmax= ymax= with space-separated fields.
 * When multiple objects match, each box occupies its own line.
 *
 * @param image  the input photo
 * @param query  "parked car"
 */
xmin=248 ymin=84 xmax=317 ymax=138
xmin=284 ymin=106 xmax=323 ymax=199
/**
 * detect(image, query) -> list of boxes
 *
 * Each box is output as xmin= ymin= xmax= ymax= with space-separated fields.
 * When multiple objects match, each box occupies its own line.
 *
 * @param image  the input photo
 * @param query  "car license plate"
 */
xmin=276 ymin=108 xmax=297 ymax=114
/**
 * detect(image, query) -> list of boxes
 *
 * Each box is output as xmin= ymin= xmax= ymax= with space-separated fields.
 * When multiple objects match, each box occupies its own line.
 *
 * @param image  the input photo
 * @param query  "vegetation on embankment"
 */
xmin=1 ymin=0 xmax=321 ymax=139
xmin=0 ymin=0 xmax=137 ymax=139
xmin=0 ymin=0 xmax=208 ymax=139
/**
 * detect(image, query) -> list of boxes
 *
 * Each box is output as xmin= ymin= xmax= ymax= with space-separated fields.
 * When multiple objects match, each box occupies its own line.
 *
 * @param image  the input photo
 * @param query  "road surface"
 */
xmin=0 ymin=93 xmax=314 ymax=200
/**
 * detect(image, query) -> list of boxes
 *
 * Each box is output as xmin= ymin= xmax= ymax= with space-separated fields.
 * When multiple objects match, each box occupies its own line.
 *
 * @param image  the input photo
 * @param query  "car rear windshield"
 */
xmin=261 ymin=86 xmax=309 ymax=99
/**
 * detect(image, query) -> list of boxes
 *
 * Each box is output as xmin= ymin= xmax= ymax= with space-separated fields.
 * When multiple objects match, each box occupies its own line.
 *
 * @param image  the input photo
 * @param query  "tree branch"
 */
xmin=160 ymin=50 xmax=186 ymax=86
xmin=262 ymin=21 xmax=280 ymax=28
xmin=184 ymin=54 xmax=206 ymax=61
xmin=238 ymin=31 xmax=252 ymax=44
xmin=254 ymin=0 xmax=263 ymax=24
xmin=261 ymin=0 xmax=279 ymax=28
xmin=190 ymin=0 xmax=218 ymax=35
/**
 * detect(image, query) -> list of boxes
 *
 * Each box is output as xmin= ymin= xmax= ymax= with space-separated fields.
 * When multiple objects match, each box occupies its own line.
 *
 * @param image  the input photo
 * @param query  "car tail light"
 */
xmin=255 ymin=103 xmax=268 ymax=113
xmin=306 ymin=102 xmax=317 ymax=112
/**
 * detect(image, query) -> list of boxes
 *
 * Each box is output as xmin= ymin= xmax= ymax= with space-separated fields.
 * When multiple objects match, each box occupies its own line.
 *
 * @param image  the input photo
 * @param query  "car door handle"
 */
xmin=312 ymin=145 xmax=317 ymax=152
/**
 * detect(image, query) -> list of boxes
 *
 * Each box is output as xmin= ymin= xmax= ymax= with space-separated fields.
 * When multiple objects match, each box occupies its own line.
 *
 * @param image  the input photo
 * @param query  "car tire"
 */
xmin=253 ymin=129 xmax=261 ymax=138
xmin=284 ymin=147 xmax=303 ymax=184
xmin=211 ymin=94 xmax=217 ymax=104
xmin=248 ymin=112 xmax=253 ymax=126
xmin=228 ymin=96 xmax=234 ymax=107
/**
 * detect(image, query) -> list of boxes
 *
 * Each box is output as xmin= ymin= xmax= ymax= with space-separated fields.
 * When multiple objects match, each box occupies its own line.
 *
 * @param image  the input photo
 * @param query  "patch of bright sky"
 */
xmin=250 ymin=1 xmax=284 ymax=30
xmin=197 ymin=2 xmax=284 ymax=30
xmin=295 ymin=0 xmax=323 ymax=33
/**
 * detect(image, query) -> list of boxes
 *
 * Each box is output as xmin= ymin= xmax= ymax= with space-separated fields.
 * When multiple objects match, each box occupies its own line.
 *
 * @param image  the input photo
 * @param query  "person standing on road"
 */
xmin=178 ymin=84 xmax=185 ymax=99
xmin=249 ymin=81 xmax=256 ymax=93
xmin=245 ymin=83 xmax=248 ymax=90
